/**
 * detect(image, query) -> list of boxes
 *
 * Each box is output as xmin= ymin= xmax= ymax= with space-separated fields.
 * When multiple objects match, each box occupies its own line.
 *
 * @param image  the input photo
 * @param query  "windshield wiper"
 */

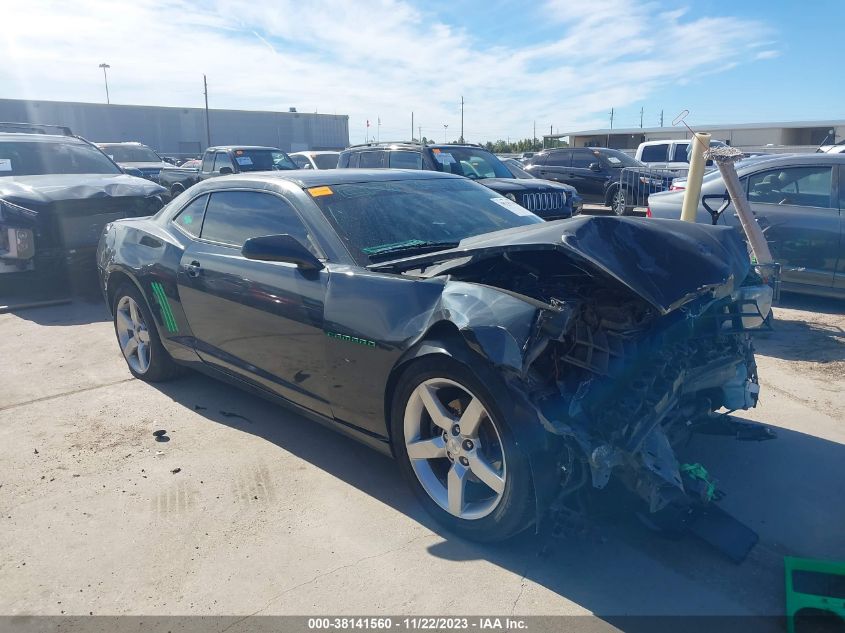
xmin=364 ymin=239 xmax=460 ymax=262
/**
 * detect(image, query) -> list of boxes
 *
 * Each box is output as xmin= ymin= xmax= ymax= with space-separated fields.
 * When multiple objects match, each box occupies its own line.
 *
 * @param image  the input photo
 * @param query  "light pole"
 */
xmin=443 ymin=124 xmax=448 ymax=143
xmin=98 ymin=63 xmax=111 ymax=104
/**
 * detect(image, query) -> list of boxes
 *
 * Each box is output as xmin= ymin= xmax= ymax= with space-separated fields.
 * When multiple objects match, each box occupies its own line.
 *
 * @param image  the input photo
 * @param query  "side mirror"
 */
xmin=589 ymin=162 xmax=602 ymax=171
xmin=219 ymin=166 xmax=233 ymax=175
xmin=242 ymin=234 xmax=324 ymax=271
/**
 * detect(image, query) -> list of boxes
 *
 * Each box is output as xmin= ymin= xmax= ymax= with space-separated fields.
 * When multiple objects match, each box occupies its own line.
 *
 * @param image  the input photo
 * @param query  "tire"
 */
xmin=112 ymin=283 xmax=181 ymax=382
xmin=610 ymin=186 xmax=633 ymax=216
xmin=390 ymin=355 xmax=535 ymax=542
xmin=170 ymin=184 xmax=185 ymax=199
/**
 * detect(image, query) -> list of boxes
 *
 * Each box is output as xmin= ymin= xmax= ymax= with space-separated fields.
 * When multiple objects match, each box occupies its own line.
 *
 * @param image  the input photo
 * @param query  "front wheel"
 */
xmin=391 ymin=356 xmax=534 ymax=541
xmin=112 ymin=284 xmax=181 ymax=382
xmin=610 ymin=186 xmax=633 ymax=216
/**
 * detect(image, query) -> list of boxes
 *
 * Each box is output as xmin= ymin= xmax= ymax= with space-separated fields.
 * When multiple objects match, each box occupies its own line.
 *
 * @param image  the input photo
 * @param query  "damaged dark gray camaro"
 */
xmin=97 ymin=170 xmax=775 ymax=560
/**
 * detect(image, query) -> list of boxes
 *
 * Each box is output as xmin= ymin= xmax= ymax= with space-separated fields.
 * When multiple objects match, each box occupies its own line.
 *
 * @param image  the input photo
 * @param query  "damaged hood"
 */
xmin=372 ymin=216 xmax=751 ymax=314
xmin=0 ymin=174 xmax=165 ymax=206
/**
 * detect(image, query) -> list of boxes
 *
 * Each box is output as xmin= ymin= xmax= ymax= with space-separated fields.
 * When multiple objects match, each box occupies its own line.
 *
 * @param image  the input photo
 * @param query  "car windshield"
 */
xmin=429 ymin=147 xmax=513 ymax=179
xmin=309 ymin=178 xmax=543 ymax=265
xmin=313 ymin=153 xmax=339 ymax=169
xmin=0 ymin=140 xmax=121 ymax=176
xmin=599 ymin=149 xmax=644 ymax=168
xmin=503 ymin=159 xmax=534 ymax=179
xmin=231 ymin=149 xmax=297 ymax=171
xmin=99 ymin=145 xmax=161 ymax=162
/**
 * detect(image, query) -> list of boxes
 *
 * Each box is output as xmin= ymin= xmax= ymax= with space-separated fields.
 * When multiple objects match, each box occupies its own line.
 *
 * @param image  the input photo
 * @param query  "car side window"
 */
xmin=672 ymin=143 xmax=690 ymax=162
xmin=201 ymin=153 xmax=214 ymax=172
xmin=747 ymin=166 xmax=833 ymax=208
xmin=571 ymin=151 xmax=595 ymax=169
xmin=641 ymin=144 xmax=669 ymax=162
xmin=200 ymin=191 xmax=314 ymax=251
xmin=358 ymin=151 xmax=386 ymax=168
xmin=292 ymin=155 xmax=312 ymax=169
xmin=388 ymin=151 xmax=423 ymax=169
xmin=546 ymin=151 xmax=571 ymax=167
xmin=172 ymin=194 xmax=208 ymax=238
xmin=213 ymin=152 xmax=234 ymax=172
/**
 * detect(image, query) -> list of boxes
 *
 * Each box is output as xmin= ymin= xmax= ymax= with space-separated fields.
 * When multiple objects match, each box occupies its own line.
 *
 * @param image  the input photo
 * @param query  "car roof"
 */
xmin=207 ymin=145 xmax=283 ymax=152
xmin=197 ymin=168 xmax=463 ymax=189
xmin=96 ymin=141 xmax=150 ymax=147
xmin=736 ymin=152 xmax=845 ymax=168
xmin=290 ymin=150 xmax=340 ymax=156
xmin=0 ymin=132 xmax=87 ymax=144
xmin=639 ymin=139 xmax=687 ymax=146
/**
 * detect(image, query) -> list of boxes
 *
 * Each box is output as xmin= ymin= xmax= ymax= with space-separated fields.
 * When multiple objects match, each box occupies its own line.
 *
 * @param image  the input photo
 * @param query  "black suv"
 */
xmin=338 ymin=142 xmax=576 ymax=219
xmin=524 ymin=147 xmax=673 ymax=215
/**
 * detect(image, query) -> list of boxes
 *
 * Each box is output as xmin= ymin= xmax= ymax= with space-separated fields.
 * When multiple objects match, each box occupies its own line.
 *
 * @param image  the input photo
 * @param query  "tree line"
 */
xmin=417 ymin=137 xmax=569 ymax=153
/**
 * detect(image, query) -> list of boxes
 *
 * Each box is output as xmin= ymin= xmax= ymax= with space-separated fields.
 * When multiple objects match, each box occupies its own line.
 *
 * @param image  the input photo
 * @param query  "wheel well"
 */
xmin=105 ymin=270 xmax=139 ymax=314
xmin=382 ymin=321 xmax=465 ymax=453
xmin=605 ymin=181 xmax=620 ymax=205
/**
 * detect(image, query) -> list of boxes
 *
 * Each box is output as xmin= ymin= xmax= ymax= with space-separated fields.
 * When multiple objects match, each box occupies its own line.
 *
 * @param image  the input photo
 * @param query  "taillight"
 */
xmin=646 ymin=207 xmax=653 ymax=218
xmin=670 ymin=184 xmax=685 ymax=191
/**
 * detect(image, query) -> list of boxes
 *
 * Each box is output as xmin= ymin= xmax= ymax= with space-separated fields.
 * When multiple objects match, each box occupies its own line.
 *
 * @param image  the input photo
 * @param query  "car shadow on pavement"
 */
xmin=148 ymin=370 xmax=845 ymax=626
xmin=1 ymin=296 xmax=109 ymax=326
xmin=753 ymin=318 xmax=844 ymax=365
xmin=776 ymin=292 xmax=845 ymax=316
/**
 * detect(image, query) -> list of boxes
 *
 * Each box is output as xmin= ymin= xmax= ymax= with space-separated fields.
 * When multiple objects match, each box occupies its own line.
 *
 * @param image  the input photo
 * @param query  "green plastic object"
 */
xmin=680 ymin=462 xmax=717 ymax=502
xmin=785 ymin=556 xmax=845 ymax=633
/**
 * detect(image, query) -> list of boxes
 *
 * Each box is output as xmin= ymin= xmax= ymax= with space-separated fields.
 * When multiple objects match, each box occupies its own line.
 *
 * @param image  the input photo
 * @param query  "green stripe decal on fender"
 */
xmin=150 ymin=282 xmax=178 ymax=333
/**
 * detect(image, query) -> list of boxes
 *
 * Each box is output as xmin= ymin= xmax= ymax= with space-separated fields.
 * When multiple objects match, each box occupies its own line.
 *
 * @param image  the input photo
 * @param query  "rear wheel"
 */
xmin=391 ymin=356 xmax=534 ymax=541
xmin=112 ymin=284 xmax=180 ymax=382
xmin=170 ymin=184 xmax=185 ymax=199
xmin=610 ymin=186 xmax=633 ymax=216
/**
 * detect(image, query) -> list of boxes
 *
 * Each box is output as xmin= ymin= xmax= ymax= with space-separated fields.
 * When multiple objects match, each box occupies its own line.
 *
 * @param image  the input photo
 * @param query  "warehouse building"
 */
xmin=0 ymin=98 xmax=349 ymax=157
xmin=544 ymin=120 xmax=845 ymax=154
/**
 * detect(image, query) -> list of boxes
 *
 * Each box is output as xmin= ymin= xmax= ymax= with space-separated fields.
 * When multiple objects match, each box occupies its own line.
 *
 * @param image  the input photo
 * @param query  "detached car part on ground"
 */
xmin=0 ymin=131 xmax=165 ymax=276
xmin=98 ymin=170 xmax=775 ymax=561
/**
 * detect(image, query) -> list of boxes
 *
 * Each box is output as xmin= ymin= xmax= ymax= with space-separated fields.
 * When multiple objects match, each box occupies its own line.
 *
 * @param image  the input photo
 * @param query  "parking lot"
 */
xmin=1 ymin=282 xmax=843 ymax=624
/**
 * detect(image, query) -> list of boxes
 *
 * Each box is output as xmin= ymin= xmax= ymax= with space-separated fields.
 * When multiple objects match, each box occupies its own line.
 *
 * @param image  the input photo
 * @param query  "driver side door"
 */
xmin=175 ymin=189 xmax=332 ymax=416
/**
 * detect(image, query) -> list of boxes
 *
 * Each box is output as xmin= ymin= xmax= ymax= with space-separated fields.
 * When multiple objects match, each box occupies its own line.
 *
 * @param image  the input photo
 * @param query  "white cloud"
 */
xmin=755 ymin=49 xmax=781 ymax=60
xmin=1 ymin=0 xmax=773 ymax=143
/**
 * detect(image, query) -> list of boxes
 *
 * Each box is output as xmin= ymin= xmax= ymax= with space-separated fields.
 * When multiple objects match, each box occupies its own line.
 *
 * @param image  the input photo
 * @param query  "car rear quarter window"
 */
xmin=640 ymin=144 xmax=669 ymax=162
xmin=747 ymin=166 xmax=833 ymax=208
xmin=172 ymin=194 xmax=208 ymax=238
xmin=200 ymin=191 xmax=313 ymax=250
xmin=201 ymin=153 xmax=214 ymax=172
xmin=388 ymin=151 xmax=423 ymax=169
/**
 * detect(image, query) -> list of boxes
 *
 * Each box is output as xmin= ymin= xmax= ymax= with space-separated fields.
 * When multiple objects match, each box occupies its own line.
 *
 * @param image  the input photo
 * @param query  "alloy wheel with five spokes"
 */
xmin=116 ymin=295 xmax=152 ymax=375
xmin=403 ymin=377 xmax=507 ymax=520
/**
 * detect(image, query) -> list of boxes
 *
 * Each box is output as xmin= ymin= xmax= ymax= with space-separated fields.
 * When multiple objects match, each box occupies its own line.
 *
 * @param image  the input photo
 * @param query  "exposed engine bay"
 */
xmin=387 ymin=218 xmax=777 ymax=562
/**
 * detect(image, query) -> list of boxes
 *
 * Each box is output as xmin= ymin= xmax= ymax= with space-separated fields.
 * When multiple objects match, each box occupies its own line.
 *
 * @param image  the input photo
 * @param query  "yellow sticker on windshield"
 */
xmin=307 ymin=186 xmax=334 ymax=197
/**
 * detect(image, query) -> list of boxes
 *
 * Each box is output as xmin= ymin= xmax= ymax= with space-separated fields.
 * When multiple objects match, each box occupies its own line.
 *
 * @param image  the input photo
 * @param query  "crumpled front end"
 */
xmin=431 ymin=218 xmax=776 ymax=560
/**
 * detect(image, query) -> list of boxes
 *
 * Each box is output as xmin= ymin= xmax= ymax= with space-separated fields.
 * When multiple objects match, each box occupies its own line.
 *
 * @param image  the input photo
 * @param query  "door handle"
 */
xmin=186 ymin=260 xmax=201 ymax=278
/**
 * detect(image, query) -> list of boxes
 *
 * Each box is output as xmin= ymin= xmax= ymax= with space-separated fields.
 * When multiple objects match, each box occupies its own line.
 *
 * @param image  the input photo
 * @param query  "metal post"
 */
xmin=98 ymin=63 xmax=110 ymax=104
xmin=460 ymin=96 xmax=464 ymax=143
xmin=707 ymin=146 xmax=774 ymax=265
xmin=443 ymin=124 xmax=448 ymax=143
xmin=203 ymin=75 xmax=211 ymax=148
xmin=680 ymin=132 xmax=711 ymax=222
xmin=411 ymin=111 xmax=414 ymax=141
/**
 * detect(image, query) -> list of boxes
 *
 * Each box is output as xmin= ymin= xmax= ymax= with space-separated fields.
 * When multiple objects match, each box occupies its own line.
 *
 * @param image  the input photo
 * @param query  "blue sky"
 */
xmin=2 ymin=0 xmax=841 ymax=143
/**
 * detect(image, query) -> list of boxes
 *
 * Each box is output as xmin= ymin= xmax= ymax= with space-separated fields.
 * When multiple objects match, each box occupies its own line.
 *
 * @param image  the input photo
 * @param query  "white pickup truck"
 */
xmin=635 ymin=139 xmax=727 ymax=176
